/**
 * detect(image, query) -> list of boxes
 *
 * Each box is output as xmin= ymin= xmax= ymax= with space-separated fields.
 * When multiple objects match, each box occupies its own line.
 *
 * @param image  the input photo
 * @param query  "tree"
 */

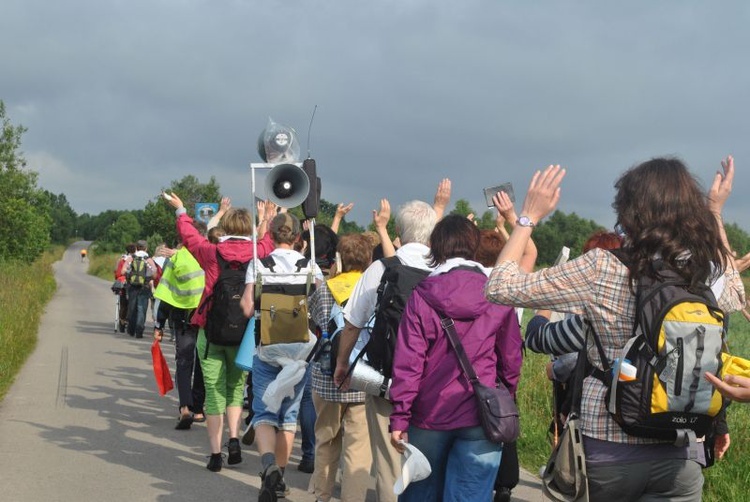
xmin=450 ymin=199 xmax=475 ymax=218
xmin=44 ymin=191 xmax=78 ymax=244
xmin=99 ymin=213 xmax=142 ymax=253
xmin=532 ymin=211 xmax=604 ymax=266
xmin=142 ymin=175 xmax=222 ymax=246
xmin=0 ymin=101 xmax=51 ymax=262
xmin=725 ymin=222 xmax=750 ymax=258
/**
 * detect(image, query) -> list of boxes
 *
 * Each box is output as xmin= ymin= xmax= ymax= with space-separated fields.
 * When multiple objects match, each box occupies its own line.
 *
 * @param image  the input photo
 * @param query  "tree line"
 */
xmin=3 ymin=98 xmax=750 ymax=268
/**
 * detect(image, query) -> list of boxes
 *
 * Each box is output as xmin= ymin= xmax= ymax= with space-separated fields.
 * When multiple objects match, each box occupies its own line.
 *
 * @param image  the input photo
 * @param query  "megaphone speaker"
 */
xmin=265 ymin=163 xmax=310 ymax=208
xmin=302 ymin=159 xmax=320 ymax=219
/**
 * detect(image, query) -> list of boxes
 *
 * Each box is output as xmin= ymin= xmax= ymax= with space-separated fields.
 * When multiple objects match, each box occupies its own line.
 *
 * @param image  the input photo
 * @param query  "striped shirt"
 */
xmin=486 ymin=248 xmax=745 ymax=444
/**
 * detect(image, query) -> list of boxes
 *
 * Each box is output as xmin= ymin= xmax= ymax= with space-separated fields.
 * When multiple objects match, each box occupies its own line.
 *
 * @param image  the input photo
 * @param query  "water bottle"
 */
xmin=318 ymin=331 xmax=333 ymax=376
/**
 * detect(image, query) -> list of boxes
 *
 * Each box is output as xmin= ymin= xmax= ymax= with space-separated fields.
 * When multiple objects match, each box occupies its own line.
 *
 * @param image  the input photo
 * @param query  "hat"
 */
xmin=270 ymin=213 xmax=301 ymax=235
xmin=136 ymin=239 xmax=148 ymax=248
xmin=393 ymin=441 xmax=431 ymax=495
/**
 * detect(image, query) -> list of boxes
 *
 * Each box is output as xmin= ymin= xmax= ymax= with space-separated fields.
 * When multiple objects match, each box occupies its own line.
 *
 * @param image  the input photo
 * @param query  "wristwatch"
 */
xmin=516 ymin=215 xmax=536 ymax=228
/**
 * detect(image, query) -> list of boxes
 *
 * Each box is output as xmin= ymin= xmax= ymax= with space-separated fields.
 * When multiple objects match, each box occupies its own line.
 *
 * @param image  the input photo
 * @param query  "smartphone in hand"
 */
xmin=483 ymin=182 xmax=514 ymax=207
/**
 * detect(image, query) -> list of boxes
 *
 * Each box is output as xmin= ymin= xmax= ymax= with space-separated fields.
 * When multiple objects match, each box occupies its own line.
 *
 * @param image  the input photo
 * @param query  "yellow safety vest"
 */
xmin=153 ymin=247 xmax=205 ymax=310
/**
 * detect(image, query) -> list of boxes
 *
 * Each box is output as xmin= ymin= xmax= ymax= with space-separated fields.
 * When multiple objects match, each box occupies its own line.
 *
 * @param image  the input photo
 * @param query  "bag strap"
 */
xmin=438 ymin=313 xmax=481 ymax=388
xmin=567 ymin=323 xmax=591 ymax=418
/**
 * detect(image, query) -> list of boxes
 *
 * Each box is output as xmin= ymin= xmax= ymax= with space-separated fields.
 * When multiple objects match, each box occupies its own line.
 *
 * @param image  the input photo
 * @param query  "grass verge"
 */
xmin=0 ymin=246 xmax=64 ymax=401
xmin=88 ymin=251 xmax=120 ymax=282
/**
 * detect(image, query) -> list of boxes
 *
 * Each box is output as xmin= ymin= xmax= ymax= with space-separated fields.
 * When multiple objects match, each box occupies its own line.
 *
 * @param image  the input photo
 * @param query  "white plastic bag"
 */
xmin=258 ymin=336 xmax=317 ymax=413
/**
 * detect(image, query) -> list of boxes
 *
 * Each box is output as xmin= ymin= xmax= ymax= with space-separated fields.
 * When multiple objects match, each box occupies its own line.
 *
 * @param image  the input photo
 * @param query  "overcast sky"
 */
xmin=2 ymin=1 xmax=749 ymax=231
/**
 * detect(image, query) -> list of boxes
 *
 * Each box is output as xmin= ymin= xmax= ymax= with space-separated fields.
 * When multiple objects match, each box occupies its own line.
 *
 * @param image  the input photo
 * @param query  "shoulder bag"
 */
xmin=438 ymin=314 xmax=520 ymax=444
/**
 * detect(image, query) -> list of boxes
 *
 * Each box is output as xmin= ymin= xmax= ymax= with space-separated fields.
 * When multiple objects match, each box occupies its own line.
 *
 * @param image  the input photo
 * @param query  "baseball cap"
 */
xmin=269 ymin=213 xmax=301 ymax=235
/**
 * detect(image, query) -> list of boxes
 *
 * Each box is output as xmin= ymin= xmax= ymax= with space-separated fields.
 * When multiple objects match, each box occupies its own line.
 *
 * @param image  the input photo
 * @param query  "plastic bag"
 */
xmin=151 ymin=340 xmax=174 ymax=396
xmin=258 ymin=336 xmax=317 ymax=413
xmin=257 ymin=117 xmax=300 ymax=164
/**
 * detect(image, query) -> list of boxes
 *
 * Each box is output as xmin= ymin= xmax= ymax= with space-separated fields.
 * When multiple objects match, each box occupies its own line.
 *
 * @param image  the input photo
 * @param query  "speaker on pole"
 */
xmin=265 ymin=163 xmax=310 ymax=208
xmin=302 ymin=158 xmax=320 ymax=219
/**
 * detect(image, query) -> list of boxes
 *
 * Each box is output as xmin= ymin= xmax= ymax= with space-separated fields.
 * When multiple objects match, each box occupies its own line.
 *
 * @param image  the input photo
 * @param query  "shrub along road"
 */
xmin=0 ymin=242 xmax=545 ymax=501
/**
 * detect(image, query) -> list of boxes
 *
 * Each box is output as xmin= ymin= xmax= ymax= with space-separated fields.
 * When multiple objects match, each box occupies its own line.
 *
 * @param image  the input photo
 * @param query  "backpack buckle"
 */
xmin=269 ymin=305 xmax=276 ymax=321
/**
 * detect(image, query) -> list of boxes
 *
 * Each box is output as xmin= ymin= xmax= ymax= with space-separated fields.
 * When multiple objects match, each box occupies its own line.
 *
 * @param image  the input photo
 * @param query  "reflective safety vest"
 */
xmin=153 ymin=247 xmax=205 ymax=310
xmin=326 ymin=271 xmax=363 ymax=306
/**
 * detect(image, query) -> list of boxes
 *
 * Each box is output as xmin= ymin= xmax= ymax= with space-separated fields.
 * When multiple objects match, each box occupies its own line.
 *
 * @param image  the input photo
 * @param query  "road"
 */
xmin=0 ymin=242 xmax=545 ymax=501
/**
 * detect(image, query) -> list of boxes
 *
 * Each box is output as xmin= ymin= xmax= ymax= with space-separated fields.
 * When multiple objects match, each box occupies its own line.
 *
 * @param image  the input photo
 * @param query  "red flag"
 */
xmin=151 ymin=340 xmax=174 ymax=395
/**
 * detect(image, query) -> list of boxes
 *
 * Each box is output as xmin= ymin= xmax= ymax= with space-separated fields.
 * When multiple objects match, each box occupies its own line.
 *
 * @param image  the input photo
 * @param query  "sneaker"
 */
xmin=206 ymin=453 xmax=223 ymax=472
xmin=226 ymin=438 xmax=242 ymax=465
xmin=297 ymin=457 xmax=314 ymax=474
xmin=494 ymin=487 xmax=512 ymax=502
xmin=259 ymin=464 xmax=282 ymax=502
xmin=242 ymin=422 xmax=255 ymax=446
xmin=276 ymin=477 xmax=290 ymax=499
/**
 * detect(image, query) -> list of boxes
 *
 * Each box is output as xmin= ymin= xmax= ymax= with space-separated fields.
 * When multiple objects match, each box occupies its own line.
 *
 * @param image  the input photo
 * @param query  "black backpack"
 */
xmin=364 ymin=256 xmax=430 ymax=379
xmin=200 ymin=251 xmax=250 ymax=349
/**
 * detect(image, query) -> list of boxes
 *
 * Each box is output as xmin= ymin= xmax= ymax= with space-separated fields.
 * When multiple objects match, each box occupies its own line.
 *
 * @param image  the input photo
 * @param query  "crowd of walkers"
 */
xmin=111 ymin=155 xmax=750 ymax=502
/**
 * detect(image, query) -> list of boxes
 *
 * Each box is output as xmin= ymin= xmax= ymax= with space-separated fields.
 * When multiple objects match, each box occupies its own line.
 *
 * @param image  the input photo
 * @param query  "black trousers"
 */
xmin=494 ymin=440 xmax=519 ymax=489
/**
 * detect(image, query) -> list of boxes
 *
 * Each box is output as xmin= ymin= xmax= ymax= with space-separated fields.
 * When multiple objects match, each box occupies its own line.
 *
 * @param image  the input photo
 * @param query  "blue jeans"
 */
xmin=126 ymin=286 xmax=150 ymax=336
xmin=299 ymin=365 xmax=316 ymax=462
xmin=400 ymin=425 xmax=502 ymax=502
xmin=250 ymin=355 xmax=306 ymax=432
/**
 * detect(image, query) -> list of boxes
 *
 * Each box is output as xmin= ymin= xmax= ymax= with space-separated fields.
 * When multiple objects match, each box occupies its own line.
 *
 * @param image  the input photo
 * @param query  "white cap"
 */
xmin=393 ymin=441 xmax=432 ymax=495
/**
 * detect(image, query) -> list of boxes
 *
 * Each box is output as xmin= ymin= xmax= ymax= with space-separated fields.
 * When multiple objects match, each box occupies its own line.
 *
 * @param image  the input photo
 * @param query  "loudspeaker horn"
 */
xmin=265 ymin=163 xmax=310 ymax=208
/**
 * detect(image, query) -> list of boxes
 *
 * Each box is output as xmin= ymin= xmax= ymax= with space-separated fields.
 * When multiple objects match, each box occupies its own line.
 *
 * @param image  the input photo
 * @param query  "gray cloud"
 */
xmin=3 ymin=1 xmax=749 ymax=230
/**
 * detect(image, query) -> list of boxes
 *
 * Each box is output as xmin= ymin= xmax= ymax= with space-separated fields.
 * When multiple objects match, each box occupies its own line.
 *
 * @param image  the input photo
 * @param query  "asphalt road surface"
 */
xmin=0 ymin=242 xmax=545 ymax=501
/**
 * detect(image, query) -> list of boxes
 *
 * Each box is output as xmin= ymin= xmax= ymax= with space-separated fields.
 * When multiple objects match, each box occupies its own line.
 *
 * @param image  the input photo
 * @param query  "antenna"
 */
xmin=306 ymin=104 xmax=317 ymax=159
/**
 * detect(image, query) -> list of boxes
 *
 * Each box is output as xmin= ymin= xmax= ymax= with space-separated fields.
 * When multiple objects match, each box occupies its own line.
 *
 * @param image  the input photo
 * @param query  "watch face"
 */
xmin=518 ymin=216 xmax=534 ymax=227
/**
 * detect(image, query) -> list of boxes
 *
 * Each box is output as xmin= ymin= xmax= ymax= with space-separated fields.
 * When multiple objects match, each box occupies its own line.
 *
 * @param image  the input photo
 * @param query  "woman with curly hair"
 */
xmin=486 ymin=158 xmax=745 ymax=501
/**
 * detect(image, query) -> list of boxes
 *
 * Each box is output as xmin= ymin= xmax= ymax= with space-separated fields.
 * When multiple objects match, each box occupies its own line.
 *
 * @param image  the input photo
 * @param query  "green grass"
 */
xmin=516 ymin=296 xmax=750 ymax=501
xmin=87 ymin=251 xmax=121 ymax=282
xmin=0 ymin=246 xmax=63 ymax=401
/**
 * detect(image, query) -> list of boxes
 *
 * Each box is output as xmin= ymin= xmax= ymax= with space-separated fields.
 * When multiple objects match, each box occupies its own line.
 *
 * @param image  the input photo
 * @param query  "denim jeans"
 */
xmin=126 ymin=286 xmax=150 ymax=336
xmin=400 ymin=425 xmax=502 ymax=502
xmin=299 ymin=365 xmax=316 ymax=462
xmin=250 ymin=355 xmax=306 ymax=432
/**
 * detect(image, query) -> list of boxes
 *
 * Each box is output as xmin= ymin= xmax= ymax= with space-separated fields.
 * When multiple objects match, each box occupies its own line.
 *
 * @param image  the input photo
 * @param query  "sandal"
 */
xmin=192 ymin=413 xmax=206 ymax=423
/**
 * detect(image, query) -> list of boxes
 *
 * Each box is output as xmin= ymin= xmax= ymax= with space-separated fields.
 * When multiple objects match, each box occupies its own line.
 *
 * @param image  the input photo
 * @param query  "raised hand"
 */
xmin=492 ymin=191 xmax=518 ymax=227
xmin=519 ymin=164 xmax=565 ymax=224
xmin=219 ymin=197 xmax=231 ymax=213
xmin=373 ymin=199 xmax=391 ymax=230
xmin=165 ymin=192 xmax=184 ymax=210
xmin=708 ymin=155 xmax=734 ymax=215
xmin=336 ymin=202 xmax=354 ymax=219
xmin=433 ymin=178 xmax=452 ymax=220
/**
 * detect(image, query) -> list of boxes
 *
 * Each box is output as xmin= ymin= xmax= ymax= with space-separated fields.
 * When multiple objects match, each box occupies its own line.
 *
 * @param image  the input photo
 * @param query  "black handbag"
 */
xmin=439 ymin=314 xmax=520 ymax=444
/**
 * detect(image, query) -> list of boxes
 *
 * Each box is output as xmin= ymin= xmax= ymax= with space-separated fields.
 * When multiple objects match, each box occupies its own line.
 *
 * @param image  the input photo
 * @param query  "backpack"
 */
xmin=200 ymin=251 xmax=250 ymax=347
xmin=592 ymin=251 xmax=727 ymax=444
xmin=256 ymin=256 xmax=314 ymax=346
xmin=364 ymin=256 xmax=430 ymax=380
xmin=127 ymin=256 xmax=150 ymax=286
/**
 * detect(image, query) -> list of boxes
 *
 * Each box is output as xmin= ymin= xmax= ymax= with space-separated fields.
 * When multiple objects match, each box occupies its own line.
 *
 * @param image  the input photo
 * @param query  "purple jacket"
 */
xmin=389 ymin=267 xmax=522 ymax=433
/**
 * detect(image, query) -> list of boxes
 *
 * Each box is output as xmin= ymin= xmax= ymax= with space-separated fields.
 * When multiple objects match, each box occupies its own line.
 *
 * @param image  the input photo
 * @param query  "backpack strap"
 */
xmin=260 ymin=256 xmax=276 ymax=272
xmin=374 ymin=256 xmax=402 ymax=303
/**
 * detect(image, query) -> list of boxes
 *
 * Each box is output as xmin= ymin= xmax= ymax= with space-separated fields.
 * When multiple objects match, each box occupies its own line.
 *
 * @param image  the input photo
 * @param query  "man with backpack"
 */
xmin=333 ymin=200 xmax=438 ymax=502
xmin=125 ymin=240 xmax=157 ymax=338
